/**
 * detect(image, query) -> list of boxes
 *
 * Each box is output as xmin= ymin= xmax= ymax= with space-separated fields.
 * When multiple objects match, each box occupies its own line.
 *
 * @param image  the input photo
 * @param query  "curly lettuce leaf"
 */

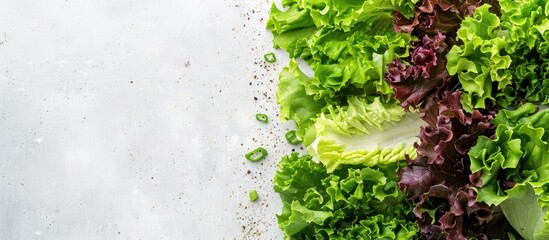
xmin=270 ymin=0 xmax=416 ymax=147
xmin=398 ymin=91 xmax=496 ymax=239
xmin=307 ymin=97 xmax=423 ymax=172
xmin=468 ymin=103 xmax=549 ymax=240
xmin=446 ymin=4 xmax=511 ymax=111
xmin=274 ymin=152 xmax=419 ymax=239
xmin=446 ymin=1 xmax=549 ymax=111
xmin=270 ymin=0 xmax=418 ymax=32
xmin=385 ymin=32 xmax=453 ymax=109
xmin=266 ymin=3 xmax=315 ymax=35
xmin=273 ymin=24 xmax=412 ymax=100
xmin=392 ymin=0 xmax=497 ymax=35
xmin=268 ymin=0 xmax=414 ymax=100
xmin=387 ymin=0 xmax=500 ymax=111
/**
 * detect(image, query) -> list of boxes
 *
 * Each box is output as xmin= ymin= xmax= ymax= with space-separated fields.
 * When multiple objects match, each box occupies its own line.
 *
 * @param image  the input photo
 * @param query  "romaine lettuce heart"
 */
xmin=306 ymin=97 xmax=423 ymax=172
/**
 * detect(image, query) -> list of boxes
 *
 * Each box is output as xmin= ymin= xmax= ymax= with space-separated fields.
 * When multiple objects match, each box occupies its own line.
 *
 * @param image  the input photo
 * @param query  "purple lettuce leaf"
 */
xmin=385 ymin=32 xmax=453 ymax=109
xmin=398 ymin=91 xmax=497 ymax=239
xmin=386 ymin=1 xmax=502 ymax=110
xmin=392 ymin=0 xmax=497 ymax=35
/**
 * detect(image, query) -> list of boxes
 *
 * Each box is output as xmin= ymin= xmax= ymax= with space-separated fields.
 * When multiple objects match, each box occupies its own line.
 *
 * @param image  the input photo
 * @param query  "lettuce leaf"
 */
xmin=307 ymin=96 xmax=423 ymax=172
xmin=469 ymin=103 xmax=549 ymax=240
xmin=274 ymin=152 xmax=419 ymax=239
xmin=268 ymin=0 xmax=414 ymax=98
xmin=269 ymin=0 xmax=418 ymax=33
xmin=445 ymin=4 xmax=511 ymax=111
xmin=500 ymin=185 xmax=547 ymax=240
xmin=385 ymin=31 xmax=453 ymax=109
xmin=270 ymin=19 xmax=413 ymax=100
xmin=398 ymin=91 xmax=496 ymax=239
xmin=392 ymin=0 xmax=494 ymax=35
xmin=446 ymin=1 xmax=549 ymax=111
xmin=269 ymin=0 xmax=417 ymax=151
xmin=387 ymin=0 xmax=500 ymax=110
xmin=276 ymin=60 xmax=327 ymax=145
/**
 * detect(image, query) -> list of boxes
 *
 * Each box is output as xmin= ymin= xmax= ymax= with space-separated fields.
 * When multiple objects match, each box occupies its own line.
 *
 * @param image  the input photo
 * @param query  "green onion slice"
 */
xmin=245 ymin=147 xmax=267 ymax=162
xmin=285 ymin=130 xmax=301 ymax=145
xmin=255 ymin=113 xmax=268 ymax=123
xmin=264 ymin=52 xmax=276 ymax=63
xmin=249 ymin=190 xmax=259 ymax=202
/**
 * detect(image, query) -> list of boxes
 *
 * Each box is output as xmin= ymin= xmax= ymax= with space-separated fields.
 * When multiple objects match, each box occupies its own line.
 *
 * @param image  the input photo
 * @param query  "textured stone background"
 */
xmin=0 ymin=0 xmax=291 ymax=239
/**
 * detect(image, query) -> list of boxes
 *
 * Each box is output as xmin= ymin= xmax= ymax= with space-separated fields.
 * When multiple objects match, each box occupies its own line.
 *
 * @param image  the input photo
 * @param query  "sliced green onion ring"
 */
xmin=285 ymin=130 xmax=301 ymax=145
xmin=245 ymin=147 xmax=267 ymax=162
xmin=249 ymin=190 xmax=259 ymax=202
xmin=255 ymin=113 xmax=268 ymax=123
xmin=264 ymin=52 xmax=276 ymax=63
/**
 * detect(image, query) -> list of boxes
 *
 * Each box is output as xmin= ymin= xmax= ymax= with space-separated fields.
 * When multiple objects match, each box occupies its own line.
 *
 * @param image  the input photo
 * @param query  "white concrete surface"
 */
xmin=0 ymin=1 xmax=292 ymax=239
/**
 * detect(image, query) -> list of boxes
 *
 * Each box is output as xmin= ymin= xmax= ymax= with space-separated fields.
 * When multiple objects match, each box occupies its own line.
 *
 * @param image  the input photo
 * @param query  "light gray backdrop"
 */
xmin=0 ymin=0 xmax=291 ymax=239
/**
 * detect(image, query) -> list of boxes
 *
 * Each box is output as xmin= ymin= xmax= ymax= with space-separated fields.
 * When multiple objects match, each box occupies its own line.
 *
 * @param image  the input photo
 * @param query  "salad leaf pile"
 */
xmin=469 ymin=103 xmax=549 ymax=240
xmin=274 ymin=153 xmax=418 ymax=239
xmin=265 ymin=0 xmax=549 ymax=239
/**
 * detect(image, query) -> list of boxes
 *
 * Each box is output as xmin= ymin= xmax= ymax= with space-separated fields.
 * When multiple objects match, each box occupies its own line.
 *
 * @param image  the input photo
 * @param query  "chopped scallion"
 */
xmin=245 ymin=147 xmax=267 ymax=162
xmin=255 ymin=113 xmax=268 ymax=123
xmin=285 ymin=130 xmax=301 ymax=145
xmin=249 ymin=190 xmax=259 ymax=202
xmin=264 ymin=52 xmax=276 ymax=63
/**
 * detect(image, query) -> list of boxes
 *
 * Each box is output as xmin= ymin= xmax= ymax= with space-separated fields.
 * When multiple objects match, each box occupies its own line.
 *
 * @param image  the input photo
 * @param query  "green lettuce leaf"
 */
xmin=500 ymin=184 xmax=547 ymax=240
xmin=276 ymin=60 xmax=327 ymax=145
xmin=266 ymin=3 xmax=315 ymax=35
xmin=268 ymin=0 xmax=417 ymax=33
xmin=446 ymin=1 xmax=549 ymax=111
xmin=446 ymin=4 xmax=511 ymax=111
xmin=270 ymin=19 xmax=412 ymax=100
xmin=274 ymin=152 xmax=419 ymax=239
xmin=307 ymin=97 xmax=423 ymax=172
xmin=269 ymin=0 xmax=415 ymax=146
xmin=469 ymin=103 xmax=549 ymax=240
